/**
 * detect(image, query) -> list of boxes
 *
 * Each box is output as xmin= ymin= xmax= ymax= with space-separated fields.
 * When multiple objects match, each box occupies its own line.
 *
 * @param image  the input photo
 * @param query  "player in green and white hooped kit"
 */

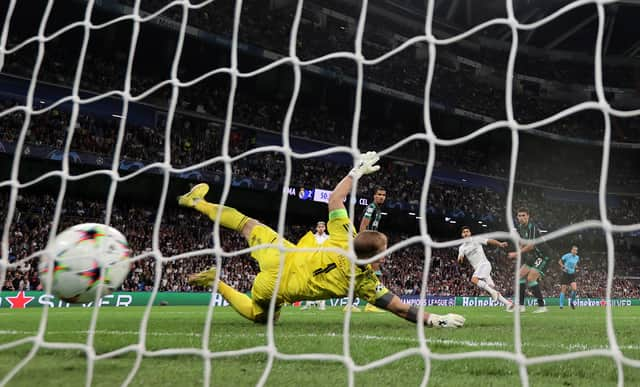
xmin=360 ymin=187 xmax=386 ymax=232
xmin=508 ymin=208 xmax=553 ymax=313
xmin=360 ymin=187 xmax=387 ymax=313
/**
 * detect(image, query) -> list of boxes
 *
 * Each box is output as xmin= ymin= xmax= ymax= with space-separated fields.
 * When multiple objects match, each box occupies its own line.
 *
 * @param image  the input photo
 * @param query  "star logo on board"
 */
xmin=6 ymin=291 xmax=35 ymax=309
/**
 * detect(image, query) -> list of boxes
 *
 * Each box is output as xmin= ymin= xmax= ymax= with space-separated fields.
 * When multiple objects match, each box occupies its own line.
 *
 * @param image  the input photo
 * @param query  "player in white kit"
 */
xmin=298 ymin=221 xmax=330 ymax=311
xmin=458 ymin=226 xmax=513 ymax=309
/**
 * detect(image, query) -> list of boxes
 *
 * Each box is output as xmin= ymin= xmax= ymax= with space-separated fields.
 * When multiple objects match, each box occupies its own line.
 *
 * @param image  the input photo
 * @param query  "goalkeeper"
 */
xmin=181 ymin=151 xmax=465 ymax=328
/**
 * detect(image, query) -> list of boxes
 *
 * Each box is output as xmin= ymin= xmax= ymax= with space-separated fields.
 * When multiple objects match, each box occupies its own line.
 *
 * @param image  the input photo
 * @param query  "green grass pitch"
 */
xmin=0 ymin=306 xmax=639 ymax=386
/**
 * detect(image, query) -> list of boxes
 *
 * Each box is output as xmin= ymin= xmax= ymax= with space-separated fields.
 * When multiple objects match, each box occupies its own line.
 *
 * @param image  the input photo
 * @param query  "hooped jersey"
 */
xmin=362 ymin=202 xmax=383 ymax=231
xmin=517 ymin=221 xmax=553 ymax=261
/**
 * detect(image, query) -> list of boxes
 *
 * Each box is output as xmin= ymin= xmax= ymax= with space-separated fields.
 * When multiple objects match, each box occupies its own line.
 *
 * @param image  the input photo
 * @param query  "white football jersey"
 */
xmin=458 ymin=237 xmax=490 ymax=269
xmin=314 ymin=233 xmax=329 ymax=245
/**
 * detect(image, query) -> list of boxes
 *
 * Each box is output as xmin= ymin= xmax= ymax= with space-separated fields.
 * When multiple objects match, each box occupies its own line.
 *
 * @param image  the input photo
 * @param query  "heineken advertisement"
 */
xmin=0 ymin=291 xmax=638 ymax=309
xmin=457 ymin=296 xmax=637 ymax=307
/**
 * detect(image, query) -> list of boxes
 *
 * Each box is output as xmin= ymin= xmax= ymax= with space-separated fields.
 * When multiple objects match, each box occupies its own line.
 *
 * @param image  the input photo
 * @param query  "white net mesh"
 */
xmin=1 ymin=0 xmax=640 ymax=386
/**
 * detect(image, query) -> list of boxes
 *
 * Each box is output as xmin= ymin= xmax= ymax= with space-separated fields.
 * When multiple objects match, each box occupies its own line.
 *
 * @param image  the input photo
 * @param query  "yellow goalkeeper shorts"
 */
xmin=248 ymin=224 xmax=295 ymax=305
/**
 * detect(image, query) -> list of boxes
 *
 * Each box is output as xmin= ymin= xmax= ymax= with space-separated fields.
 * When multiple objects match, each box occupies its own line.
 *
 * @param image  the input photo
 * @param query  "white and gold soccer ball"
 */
xmin=38 ymin=223 xmax=131 ymax=303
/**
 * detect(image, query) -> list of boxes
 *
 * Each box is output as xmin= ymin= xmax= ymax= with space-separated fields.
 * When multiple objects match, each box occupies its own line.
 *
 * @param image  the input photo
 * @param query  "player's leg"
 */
xmin=518 ymin=265 xmax=530 ymax=308
xmin=318 ymin=299 xmax=326 ymax=310
xmin=471 ymin=263 xmax=499 ymax=301
xmin=250 ymin=271 xmax=283 ymax=323
xmin=570 ymin=280 xmax=577 ymax=309
xmin=506 ymin=266 xmax=529 ymax=312
xmin=188 ymin=267 xmax=267 ymax=322
xmin=527 ymin=269 xmax=547 ymax=313
xmin=178 ymin=183 xmax=254 ymax=235
xmin=187 ymin=224 xmax=273 ymax=316
xmin=484 ymin=275 xmax=512 ymax=307
xmin=471 ymin=275 xmax=498 ymax=301
xmin=242 ymin=226 xmax=293 ymax=321
xmin=559 ymin=283 xmax=567 ymax=309
xmin=180 ymin=182 xmax=284 ymax=285
xmin=181 ymin=184 xmax=290 ymax=322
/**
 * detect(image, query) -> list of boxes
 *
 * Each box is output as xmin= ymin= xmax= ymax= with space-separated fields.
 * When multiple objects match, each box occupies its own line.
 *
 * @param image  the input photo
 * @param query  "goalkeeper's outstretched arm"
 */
xmin=328 ymin=152 xmax=465 ymax=328
xmin=379 ymin=293 xmax=466 ymax=328
xmin=328 ymin=151 xmax=381 ymax=213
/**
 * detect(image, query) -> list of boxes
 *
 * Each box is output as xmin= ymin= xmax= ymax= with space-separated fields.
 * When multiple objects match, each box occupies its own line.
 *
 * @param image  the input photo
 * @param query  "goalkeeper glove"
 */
xmin=348 ymin=151 xmax=381 ymax=179
xmin=428 ymin=313 xmax=466 ymax=328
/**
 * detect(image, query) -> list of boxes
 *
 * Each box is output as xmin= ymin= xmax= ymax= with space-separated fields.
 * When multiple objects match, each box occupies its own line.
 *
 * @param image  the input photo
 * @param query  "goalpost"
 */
xmin=1 ymin=0 xmax=639 ymax=386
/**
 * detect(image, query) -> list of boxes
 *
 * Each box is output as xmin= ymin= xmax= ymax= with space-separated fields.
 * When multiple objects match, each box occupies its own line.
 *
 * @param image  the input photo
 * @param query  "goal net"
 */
xmin=1 ymin=0 xmax=639 ymax=386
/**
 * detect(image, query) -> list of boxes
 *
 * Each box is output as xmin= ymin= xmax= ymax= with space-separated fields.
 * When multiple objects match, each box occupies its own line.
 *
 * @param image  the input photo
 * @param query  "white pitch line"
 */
xmin=1 ymin=330 xmax=640 ymax=352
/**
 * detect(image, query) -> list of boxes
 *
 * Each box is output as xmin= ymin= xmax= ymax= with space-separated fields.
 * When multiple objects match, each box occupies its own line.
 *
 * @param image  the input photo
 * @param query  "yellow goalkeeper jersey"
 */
xmin=248 ymin=209 xmax=389 ymax=306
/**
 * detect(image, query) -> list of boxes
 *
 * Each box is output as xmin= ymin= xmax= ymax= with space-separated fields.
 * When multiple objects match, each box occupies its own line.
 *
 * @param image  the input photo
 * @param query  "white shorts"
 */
xmin=473 ymin=262 xmax=493 ymax=284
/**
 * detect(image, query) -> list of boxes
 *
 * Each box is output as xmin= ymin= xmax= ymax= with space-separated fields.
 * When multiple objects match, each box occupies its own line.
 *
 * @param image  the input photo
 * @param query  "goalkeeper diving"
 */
xmin=180 ymin=151 xmax=465 ymax=328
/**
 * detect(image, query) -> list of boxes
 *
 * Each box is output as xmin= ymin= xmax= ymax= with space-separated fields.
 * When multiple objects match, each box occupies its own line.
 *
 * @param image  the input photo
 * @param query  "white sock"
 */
xmin=477 ymin=280 xmax=496 ymax=295
xmin=497 ymin=293 xmax=511 ymax=306
xmin=478 ymin=280 xmax=498 ymax=297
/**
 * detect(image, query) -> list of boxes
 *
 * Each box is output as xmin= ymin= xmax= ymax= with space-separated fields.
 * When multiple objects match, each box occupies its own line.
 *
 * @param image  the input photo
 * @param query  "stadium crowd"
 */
xmin=2 ymin=95 xmax=639 ymax=196
xmin=1 ymin=1 xmax=639 ymax=301
xmin=112 ymin=0 xmax=639 ymax=87
xmin=113 ymin=0 xmax=640 ymax=138
xmin=2 ymin=188 xmax=638 ymax=299
xmin=3 ymin=0 xmax=640 ymax=147
xmin=2 ymin=93 xmax=640 ymax=230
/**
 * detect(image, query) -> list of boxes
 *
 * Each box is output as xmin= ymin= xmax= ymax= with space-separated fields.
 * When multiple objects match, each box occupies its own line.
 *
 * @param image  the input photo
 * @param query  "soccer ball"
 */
xmin=39 ymin=223 xmax=131 ymax=303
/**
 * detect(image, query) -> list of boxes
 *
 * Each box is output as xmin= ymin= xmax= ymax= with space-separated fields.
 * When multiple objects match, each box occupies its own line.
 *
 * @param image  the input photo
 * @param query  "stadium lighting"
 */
xmin=478 ymin=220 xmax=483 ymax=224
xmin=449 ymin=220 xmax=457 ymax=224
xmin=482 ymin=224 xmax=488 ymax=227
xmin=112 ymin=114 xmax=123 ymax=118
xmin=408 ymin=212 xmax=416 ymax=216
xmin=461 ymin=178 xmax=467 ymax=182
xmin=416 ymin=216 xmax=422 ymax=220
